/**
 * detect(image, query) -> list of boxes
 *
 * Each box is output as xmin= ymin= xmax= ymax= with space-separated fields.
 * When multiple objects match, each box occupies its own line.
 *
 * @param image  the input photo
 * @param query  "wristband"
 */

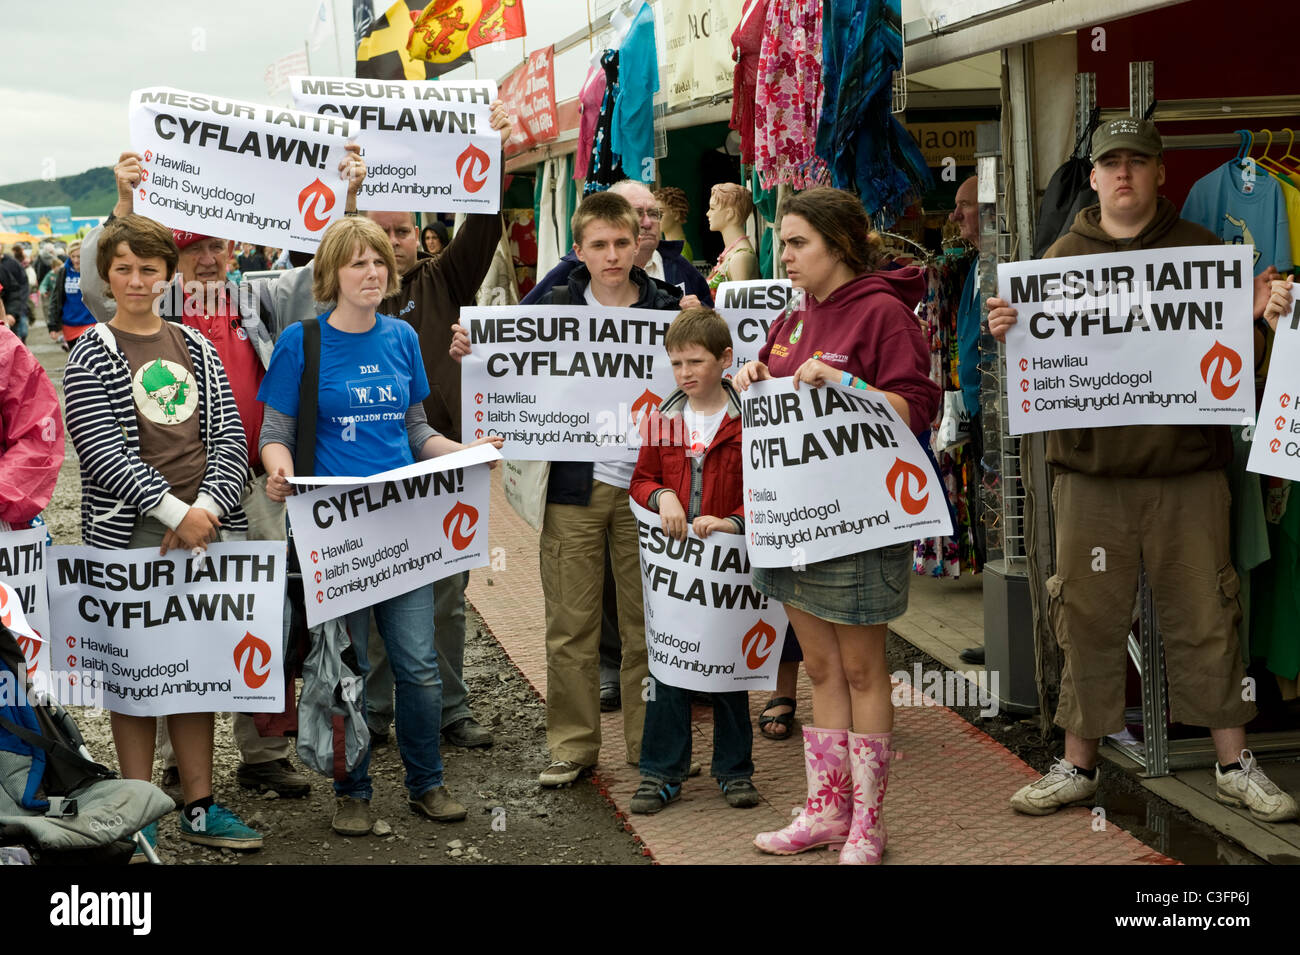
xmin=840 ymin=370 xmax=854 ymax=388
xmin=853 ymin=377 xmax=869 ymax=391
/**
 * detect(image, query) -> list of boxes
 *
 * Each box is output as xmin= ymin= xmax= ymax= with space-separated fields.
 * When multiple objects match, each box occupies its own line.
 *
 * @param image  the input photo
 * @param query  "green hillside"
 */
xmin=0 ymin=167 xmax=116 ymax=217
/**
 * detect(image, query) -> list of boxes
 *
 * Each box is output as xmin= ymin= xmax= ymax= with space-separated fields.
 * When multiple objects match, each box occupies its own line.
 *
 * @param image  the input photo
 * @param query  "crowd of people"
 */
xmin=3 ymin=106 xmax=1298 ymax=866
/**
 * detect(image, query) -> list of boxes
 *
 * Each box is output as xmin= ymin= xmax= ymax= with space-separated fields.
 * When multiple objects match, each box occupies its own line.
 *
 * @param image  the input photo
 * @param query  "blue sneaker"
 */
xmin=130 ymin=822 xmax=158 ymax=864
xmin=178 ymin=804 xmax=263 ymax=851
xmin=630 ymin=778 xmax=682 ymax=814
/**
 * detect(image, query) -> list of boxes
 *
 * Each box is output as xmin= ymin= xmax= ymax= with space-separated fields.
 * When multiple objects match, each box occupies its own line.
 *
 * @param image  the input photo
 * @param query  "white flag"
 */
xmin=308 ymin=0 xmax=336 ymax=52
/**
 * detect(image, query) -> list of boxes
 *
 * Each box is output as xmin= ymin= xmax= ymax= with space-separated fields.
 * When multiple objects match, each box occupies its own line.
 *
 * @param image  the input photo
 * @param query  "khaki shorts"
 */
xmin=1049 ymin=469 xmax=1256 ymax=739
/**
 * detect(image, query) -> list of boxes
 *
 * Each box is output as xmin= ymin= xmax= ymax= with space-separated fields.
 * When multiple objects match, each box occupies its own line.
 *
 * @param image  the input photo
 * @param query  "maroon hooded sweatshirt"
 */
xmin=758 ymin=267 xmax=940 ymax=434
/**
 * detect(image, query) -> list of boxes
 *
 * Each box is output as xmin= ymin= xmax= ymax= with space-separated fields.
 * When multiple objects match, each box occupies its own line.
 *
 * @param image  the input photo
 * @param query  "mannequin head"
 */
xmin=706 ymin=183 xmax=753 ymax=233
xmin=655 ymin=187 xmax=689 ymax=238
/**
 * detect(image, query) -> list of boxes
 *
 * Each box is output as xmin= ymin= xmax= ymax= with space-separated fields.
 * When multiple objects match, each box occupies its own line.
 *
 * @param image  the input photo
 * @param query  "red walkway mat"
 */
xmin=467 ymin=471 xmax=1173 ymax=866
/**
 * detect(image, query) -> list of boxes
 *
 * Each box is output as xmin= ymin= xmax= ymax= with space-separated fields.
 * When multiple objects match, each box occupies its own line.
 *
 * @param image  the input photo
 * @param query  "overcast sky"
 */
xmin=0 ymin=0 xmax=622 ymax=188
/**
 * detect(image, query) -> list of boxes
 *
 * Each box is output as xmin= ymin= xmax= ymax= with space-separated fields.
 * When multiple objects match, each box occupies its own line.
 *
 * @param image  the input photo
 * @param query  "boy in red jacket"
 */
xmin=628 ymin=306 xmax=759 ymax=813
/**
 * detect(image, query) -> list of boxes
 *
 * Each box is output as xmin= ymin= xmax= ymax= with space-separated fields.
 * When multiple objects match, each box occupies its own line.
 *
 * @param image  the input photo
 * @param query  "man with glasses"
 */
xmin=525 ymin=180 xmax=713 ymax=307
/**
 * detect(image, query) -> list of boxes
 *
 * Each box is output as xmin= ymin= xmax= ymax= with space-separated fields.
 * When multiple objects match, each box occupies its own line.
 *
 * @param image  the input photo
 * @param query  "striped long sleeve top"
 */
xmin=63 ymin=323 xmax=249 ymax=549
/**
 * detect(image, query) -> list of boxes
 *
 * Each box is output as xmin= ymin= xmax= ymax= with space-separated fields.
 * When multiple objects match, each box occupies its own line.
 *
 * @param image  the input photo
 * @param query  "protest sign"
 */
xmin=291 ymin=76 xmax=500 ymax=213
xmin=713 ymin=279 xmax=795 ymax=371
xmin=1248 ymin=297 xmax=1300 ymax=479
xmin=286 ymin=445 xmax=498 ymax=626
xmin=0 ymin=527 xmax=51 ymax=684
xmin=632 ymin=500 xmax=787 ymax=692
xmin=47 ymin=542 xmax=286 ymax=716
xmin=741 ymin=378 xmax=952 ymax=568
xmin=999 ymin=245 xmax=1255 ymax=435
xmin=460 ymin=305 xmax=679 ymax=462
xmin=499 ymin=47 xmax=558 ymax=157
xmin=129 ymin=87 xmax=354 ymax=252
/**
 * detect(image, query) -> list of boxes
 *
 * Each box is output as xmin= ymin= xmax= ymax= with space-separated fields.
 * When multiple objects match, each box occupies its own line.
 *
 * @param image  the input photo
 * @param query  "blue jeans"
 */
xmin=639 ymin=681 xmax=753 ymax=785
xmin=10 ymin=310 xmax=28 ymax=342
xmin=335 ymin=584 xmax=444 ymax=800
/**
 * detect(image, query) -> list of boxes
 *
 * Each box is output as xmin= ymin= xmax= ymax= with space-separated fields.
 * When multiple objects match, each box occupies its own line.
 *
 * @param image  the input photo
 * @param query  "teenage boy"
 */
xmin=627 ymin=306 xmax=759 ymax=813
xmin=62 ymin=214 xmax=261 ymax=853
xmin=987 ymin=118 xmax=1298 ymax=820
xmin=450 ymin=191 xmax=681 ymax=785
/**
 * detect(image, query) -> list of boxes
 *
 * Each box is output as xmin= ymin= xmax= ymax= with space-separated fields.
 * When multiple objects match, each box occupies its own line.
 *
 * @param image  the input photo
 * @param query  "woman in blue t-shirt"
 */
xmin=257 ymin=216 xmax=502 ymax=837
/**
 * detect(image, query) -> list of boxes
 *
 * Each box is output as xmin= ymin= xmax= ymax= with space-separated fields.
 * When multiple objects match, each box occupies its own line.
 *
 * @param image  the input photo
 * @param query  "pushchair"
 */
xmin=0 ymin=623 xmax=173 ymax=864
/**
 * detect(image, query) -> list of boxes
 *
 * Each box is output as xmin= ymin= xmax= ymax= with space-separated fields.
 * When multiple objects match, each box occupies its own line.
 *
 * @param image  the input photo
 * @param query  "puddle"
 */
xmin=1098 ymin=789 xmax=1262 ymax=865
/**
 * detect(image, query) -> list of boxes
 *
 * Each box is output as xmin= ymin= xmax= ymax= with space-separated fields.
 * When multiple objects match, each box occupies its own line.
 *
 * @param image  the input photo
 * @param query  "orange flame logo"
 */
xmin=886 ymin=458 xmax=930 ymax=516
xmin=443 ymin=501 xmax=480 ymax=551
xmin=1199 ymin=340 xmax=1242 ymax=401
xmin=233 ymin=631 xmax=274 ymax=689
xmin=14 ymin=635 xmax=40 ymax=680
xmin=742 ymin=620 xmax=777 ymax=670
xmin=455 ymin=143 xmax=491 ymax=193
xmin=297 ymin=178 xmax=336 ymax=232
xmin=630 ymin=389 xmax=661 ymax=423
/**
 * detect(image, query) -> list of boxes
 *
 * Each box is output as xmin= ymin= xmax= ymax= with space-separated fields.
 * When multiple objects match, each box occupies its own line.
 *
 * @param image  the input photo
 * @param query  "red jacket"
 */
xmin=0 ymin=325 xmax=65 ymax=524
xmin=630 ymin=380 xmax=745 ymax=527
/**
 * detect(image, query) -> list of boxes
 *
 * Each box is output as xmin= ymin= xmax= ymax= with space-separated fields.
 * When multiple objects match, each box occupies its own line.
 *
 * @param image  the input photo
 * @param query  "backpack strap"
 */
xmin=296 ymin=318 xmax=320 ymax=477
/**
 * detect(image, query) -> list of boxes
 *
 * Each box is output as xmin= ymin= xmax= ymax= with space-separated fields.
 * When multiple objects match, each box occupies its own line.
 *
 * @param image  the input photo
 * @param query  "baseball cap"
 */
xmin=171 ymin=230 xmax=213 ymax=251
xmin=1090 ymin=118 xmax=1163 ymax=162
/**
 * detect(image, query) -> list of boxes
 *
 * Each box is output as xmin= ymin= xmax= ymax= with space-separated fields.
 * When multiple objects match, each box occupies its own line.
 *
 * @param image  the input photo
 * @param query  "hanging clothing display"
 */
xmin=584 ymin=50 xmax=626 ymax=194
xmin=610 ymin=1 xmax=659 ymax=183
xmin=573 ymin=61 xmax=607 ymax=183
xmin=753 ymin=0 xmax=828 ymax=189
xmin=914 ymin=251 xmax=982 ymax=578
xmin=729 ymin=0 xmax=769 ymax=168
xmin=1181 ymin=159 xmax=1292 ymax=274
xmin=814 ymin=0 xmax=931 ymax=228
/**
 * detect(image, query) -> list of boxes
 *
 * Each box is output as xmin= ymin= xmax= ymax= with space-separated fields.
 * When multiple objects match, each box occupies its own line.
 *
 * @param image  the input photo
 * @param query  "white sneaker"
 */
xmin=1215 ymin=750 xmax=1298 ymax=823
xmin=538 ymin=760 xmax=590 ymax=787
xmin=1009 ymin=757 xmax=1099 ymax=816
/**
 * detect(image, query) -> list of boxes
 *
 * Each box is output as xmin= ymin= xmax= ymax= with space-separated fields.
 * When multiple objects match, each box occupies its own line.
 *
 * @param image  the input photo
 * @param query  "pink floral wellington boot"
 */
xmin=754 ymin=727 xmax=852 ymax=854
xmin=840 ymin=731 xmax=891 ymax=865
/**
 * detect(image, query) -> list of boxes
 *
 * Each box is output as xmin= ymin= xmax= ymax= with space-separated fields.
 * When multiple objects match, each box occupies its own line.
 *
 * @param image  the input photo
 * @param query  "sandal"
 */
xmin=758 ymin=697 xmax=797 ymax=741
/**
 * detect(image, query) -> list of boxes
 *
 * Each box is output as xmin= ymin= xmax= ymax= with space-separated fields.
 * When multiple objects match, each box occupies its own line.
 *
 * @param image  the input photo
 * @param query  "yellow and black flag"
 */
xmin=408 ymin=0 xmax=526 ymax=63
xmin=354 ymin=0 xmax=471 ymax=80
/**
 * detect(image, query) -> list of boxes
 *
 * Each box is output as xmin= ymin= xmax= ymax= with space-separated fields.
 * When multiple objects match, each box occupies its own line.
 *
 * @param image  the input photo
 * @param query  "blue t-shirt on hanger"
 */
xmin=610 ymin=1 xmax=658 ymax=181
xmin=1181 ymin=160 xmax=1292 ymax=275
xmin=257 ymin=312 xmax=431 ymax=478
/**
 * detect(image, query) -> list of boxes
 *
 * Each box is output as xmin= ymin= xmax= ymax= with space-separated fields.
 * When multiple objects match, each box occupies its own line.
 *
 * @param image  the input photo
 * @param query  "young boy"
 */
xmin=62 ymin=214 xmax=262 ymax=855
xmin=450 ymin=191 xmax=681 ymax=785
xmin=627 ymin=306 xmax=759 ymax=812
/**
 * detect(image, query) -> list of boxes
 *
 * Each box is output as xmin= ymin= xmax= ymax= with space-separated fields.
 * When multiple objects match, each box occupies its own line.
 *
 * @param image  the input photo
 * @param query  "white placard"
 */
xmin=713 ymin=279 xmax=795 ymax=372
xmin=0 ymin=527 xmax=51 ymax=684
xmin=129 ymin=87 xmax=354 ymax=252
xmin=1000 ymin=245 xmax=1256 ymax=435
xmin=460 ymin=305 xmax=679 ymax=462
xmin=1248 ymin=297 xmax=1300 ymax=478
xmin=741 ymin=378 xmax=952 ymax=568
xmin=285 ymin=450 xmax=494 ymax=627
xmin=47 ymin=542 xmax=286 ymax=716
xmin=291 ymin=76 xmax=501 ymax=213
xmin=632 ymin=499 xmax=787 ymax=692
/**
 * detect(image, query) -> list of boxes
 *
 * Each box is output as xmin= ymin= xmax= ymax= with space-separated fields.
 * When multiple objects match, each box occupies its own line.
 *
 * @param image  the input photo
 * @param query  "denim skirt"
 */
xmin=753 ymin=541 xmax=912 ymax=626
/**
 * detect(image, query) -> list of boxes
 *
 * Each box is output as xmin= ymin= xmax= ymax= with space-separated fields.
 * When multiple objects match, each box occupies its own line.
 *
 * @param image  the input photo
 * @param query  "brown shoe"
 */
xmin=409 ymin=786 xmax=467 ymax=822
xmin=332 ymin=796 xmax=372 ymax=836
xmin=237 ymin=758 xmax=311 ymax=798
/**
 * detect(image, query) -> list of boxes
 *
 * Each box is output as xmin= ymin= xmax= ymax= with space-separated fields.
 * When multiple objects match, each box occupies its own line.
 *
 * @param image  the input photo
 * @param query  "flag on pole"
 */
xmin=355 ymin=1 xmax=470 ymax=79
xmin=407 ymin=0 xmax=526 ymax=63
xmin=308 ymin=0 xmax=336 ymax=51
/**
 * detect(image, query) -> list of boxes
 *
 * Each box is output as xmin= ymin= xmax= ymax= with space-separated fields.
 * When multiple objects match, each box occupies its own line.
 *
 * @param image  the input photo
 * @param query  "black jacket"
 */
xmin=541 ymin=264 xmax=682 ymax=506
xmin=0 ymin=255 xmax=29 ymax=319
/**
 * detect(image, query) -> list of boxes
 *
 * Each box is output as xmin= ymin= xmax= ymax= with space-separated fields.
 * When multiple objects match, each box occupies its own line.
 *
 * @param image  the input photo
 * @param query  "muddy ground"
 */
xmin=28 ymin=310 xmax=648 ymax=867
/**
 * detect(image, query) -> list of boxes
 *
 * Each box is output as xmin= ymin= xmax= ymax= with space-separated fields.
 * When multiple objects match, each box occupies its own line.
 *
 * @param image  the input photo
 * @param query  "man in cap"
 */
xmin=986 ymin=118 xmax=1297 ymax=820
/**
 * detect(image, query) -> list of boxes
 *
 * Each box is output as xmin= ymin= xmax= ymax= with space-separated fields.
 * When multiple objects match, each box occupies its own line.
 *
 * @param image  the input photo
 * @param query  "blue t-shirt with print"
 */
xmin=1181 ymin=161 xmax=1292 ymax=275
xmin=257 ymin=313 xmax=430 ymax=478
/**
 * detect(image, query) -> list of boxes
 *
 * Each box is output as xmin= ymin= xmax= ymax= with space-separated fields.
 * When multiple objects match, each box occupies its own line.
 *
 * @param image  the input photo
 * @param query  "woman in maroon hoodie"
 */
xmin=734 ymin=187 xmax=940 ymax=864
